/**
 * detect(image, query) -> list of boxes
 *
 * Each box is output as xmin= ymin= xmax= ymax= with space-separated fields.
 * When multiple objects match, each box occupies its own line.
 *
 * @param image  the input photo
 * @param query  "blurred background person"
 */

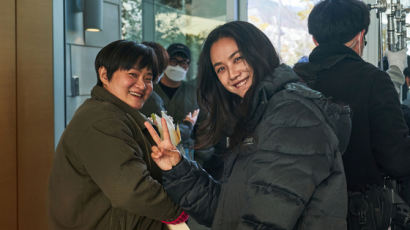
xmin=293 ymin=0 xmax=410 ymax=229
xmin=141 ymin=43 xmax=200 ymax=161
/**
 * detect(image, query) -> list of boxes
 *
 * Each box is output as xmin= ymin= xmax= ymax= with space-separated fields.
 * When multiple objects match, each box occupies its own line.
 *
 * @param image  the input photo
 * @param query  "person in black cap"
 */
xmin=141 ymin=43 xmax=200 ymax=161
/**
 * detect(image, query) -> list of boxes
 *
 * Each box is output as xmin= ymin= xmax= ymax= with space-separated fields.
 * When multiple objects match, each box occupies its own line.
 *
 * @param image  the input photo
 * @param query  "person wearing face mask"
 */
xmin=141 ymin=43 xmax=201 ymax=161
xmin=293 ymin=0 xmax=410 ymax=229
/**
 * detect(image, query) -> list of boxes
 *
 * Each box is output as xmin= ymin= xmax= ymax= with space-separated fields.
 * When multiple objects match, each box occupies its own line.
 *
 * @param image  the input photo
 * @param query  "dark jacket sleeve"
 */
xmin=77 ymin=117 xmax=182 ymax=222
xmin=369 ymin=71 xmax=410 ymax=178
xmin=179 ymin=120 xmax=194 ymax=142
xmin=237 ymin=100 xmax=340 ymax=229
xmin=162 ymin=157 xmax=221 ymax=227
xmin=401 ymin=104 xmax=410 ymax=132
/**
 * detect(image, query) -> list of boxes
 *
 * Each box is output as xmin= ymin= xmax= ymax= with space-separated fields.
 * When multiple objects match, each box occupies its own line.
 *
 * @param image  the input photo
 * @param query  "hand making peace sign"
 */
xmin=144 ymin=118 xmax=182 ymax=171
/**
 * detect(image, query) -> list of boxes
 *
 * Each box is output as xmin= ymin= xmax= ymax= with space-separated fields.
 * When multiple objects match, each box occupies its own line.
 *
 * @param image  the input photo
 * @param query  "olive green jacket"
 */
xmin=49 ymin=85 xmax=182 ymax=230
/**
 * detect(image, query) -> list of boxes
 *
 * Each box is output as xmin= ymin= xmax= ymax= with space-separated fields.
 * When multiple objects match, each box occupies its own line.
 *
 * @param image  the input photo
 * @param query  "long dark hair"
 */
xmin=195 ymin=21 xmax=280 ymax=149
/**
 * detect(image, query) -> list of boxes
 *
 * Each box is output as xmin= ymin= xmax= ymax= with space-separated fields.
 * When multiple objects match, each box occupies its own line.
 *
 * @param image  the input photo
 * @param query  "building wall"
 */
xmin=0 ymin=0 xmax=53 ymax=229
xmin=0 ymin=0 xmax=17 ymax=228
xmin=16 ymin=0 xmax=54 ymax=228
xmin=65 ymin=0 xmax=121 ymax=123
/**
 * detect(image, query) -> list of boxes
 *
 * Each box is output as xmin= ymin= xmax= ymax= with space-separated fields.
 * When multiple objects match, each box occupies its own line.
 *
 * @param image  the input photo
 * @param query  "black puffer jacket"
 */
xmin=162 ymin=65 xmax=349 ymax=230
xmin=293 ymin=43 xmax=410 ymax=191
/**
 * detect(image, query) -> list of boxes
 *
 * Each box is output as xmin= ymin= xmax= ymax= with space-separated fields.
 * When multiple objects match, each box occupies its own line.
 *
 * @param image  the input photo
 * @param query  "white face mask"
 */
xmin=164 ymin=65 xmax=187 ymax=82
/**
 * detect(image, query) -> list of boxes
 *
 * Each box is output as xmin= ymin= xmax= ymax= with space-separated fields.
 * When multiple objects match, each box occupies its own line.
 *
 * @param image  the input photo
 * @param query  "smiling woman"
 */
xmin=98 ymin=66 xmax=154 ymax=109
xmin=210 ymin=37 xmax=254 ymax=98
xmin=49 ymin=40 xmax=188 ymax=230
xmin=94 ymin=41 xmax=158 ymax=109
xmin=144 ymin=21 xmax=350 ymax=230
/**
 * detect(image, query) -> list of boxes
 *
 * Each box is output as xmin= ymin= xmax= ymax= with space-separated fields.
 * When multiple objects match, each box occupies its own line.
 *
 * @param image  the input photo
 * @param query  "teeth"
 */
xmin=129 ymin=91 xmax=142 ymax=97
xmin=235 ymin=79 xmax=246 ymax=88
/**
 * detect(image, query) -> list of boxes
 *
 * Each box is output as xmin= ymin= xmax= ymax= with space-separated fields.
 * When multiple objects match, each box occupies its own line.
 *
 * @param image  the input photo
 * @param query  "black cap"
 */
xmin=167 ymin=43 xmax=191 ymax=60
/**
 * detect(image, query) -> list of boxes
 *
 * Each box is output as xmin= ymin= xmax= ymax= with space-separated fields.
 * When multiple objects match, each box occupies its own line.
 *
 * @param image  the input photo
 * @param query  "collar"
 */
xmin=309 ymin=42 xmax=362 ymax=64
xmin=293 ymin=43 xmax=363 ymax=86
xmin=91 ymin=85 xmax=149 ymax=130
xmin=245 ymin=64 xmax=300 ymax=129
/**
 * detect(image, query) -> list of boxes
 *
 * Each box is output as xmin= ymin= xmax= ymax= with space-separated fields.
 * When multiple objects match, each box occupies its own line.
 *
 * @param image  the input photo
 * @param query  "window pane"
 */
xmin=121 ymin=0 xmax=227 ymax=79
xmin=122 ymin=0 xmax=143 ymax=41
xmin=64 ymin=0 xmax=229 ymax=126
xmin=248 ymin=0 xmax=319 ymax=66
xmin=154 ymin=0 xmax=227 ymax=80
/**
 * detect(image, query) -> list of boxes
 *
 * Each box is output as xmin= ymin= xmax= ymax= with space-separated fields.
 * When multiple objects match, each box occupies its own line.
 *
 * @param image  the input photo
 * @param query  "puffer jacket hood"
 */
xmin=252 ymin=64 xmax=351 ymax=153
xmin=244 ymin=64 xmax=300 ymax=130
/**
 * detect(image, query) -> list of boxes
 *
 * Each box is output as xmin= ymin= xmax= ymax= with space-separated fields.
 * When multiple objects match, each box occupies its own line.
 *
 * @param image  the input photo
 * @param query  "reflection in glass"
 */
xmin=122 ymin=0 xmax=143 ymax=41
xmin=154 ymin=0 xmax=226 ymax=80
xmin=121 ymin=0 xmax=227 ymax=80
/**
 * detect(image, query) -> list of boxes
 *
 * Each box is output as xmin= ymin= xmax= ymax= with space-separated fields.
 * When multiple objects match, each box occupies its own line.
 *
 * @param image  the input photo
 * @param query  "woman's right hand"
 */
xmin=183 ymin=109 xmax=200 ymax=126
xmin=144 ymin=118 xmax=182 ymax=170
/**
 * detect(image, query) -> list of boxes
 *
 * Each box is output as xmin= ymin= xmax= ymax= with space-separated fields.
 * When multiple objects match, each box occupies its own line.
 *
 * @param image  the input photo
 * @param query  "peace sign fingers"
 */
xmin=144 ymin=121 xmax=162 ymax=146
xmin=161 ymin=118 xmax=171 ymax=144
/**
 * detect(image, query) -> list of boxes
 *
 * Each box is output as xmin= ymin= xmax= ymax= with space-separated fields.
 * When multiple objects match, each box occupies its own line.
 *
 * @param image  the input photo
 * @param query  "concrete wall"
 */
xmin=65 ymin=0 xmax=122 ymax=123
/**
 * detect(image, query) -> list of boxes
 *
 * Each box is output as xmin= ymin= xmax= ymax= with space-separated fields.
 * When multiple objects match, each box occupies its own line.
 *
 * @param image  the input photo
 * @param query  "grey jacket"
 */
xmin=162 ymin=65 xmax=349 ymax=230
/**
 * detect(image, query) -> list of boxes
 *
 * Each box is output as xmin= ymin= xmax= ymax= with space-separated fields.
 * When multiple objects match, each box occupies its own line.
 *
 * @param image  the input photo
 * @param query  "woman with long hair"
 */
xmin=145 ymin=21 xmax=350 ymax=230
